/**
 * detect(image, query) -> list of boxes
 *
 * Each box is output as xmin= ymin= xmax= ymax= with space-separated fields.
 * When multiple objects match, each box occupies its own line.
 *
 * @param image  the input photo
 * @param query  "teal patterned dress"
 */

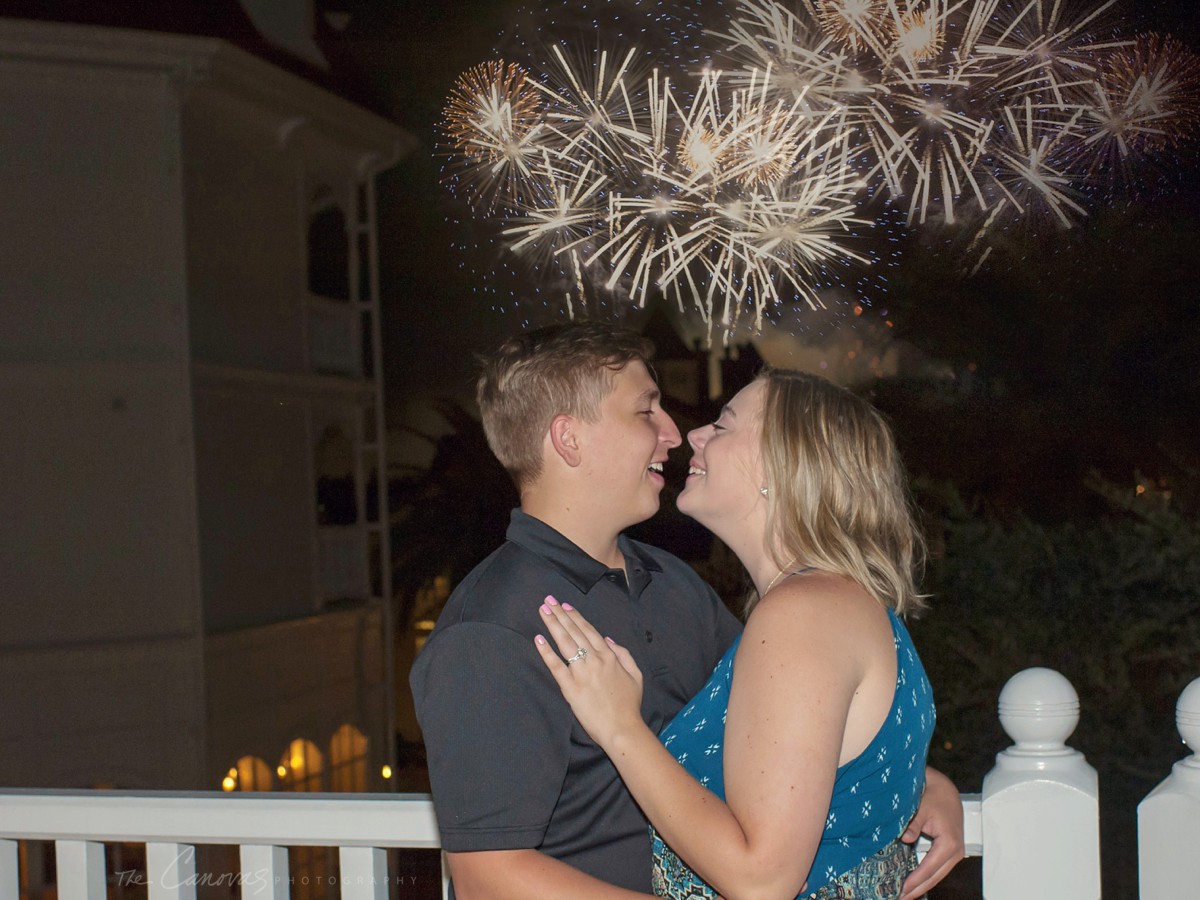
xmin=651 ymin=608 xmax=935 ymax=899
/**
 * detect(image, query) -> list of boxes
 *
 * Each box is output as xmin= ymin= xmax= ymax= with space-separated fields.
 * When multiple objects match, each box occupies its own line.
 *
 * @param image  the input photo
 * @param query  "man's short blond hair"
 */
xmin=477 ymin=323 xmax=655 ymax=487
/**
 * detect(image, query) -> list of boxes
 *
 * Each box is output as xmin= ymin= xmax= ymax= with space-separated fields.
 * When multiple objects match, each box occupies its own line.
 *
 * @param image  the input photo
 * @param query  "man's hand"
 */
xmin=900 ymin=767 xmax=965 ymax=900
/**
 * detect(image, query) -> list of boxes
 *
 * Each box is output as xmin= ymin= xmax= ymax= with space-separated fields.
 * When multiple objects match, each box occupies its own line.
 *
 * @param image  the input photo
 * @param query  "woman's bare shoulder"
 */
xmin=745 ymin=571 xmax=889 ymax=649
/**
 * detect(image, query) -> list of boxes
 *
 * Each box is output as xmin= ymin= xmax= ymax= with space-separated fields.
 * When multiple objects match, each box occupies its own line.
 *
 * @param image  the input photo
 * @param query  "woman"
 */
xmin=535 ymin=369 xmax=936 ymax=900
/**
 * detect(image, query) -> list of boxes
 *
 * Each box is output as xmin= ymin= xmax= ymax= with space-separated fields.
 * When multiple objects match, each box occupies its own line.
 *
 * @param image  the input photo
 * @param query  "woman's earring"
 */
xmin=759 ymin=487 xmax=769 ymax=496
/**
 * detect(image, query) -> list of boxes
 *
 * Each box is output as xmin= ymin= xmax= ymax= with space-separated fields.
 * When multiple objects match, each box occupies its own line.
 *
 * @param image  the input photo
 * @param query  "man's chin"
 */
xmin=627 ymin=495 xmax=662 ymax=527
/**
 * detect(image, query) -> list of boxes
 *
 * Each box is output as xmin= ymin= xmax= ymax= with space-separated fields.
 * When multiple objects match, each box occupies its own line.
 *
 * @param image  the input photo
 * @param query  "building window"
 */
xmin=308 ymin=190 xmax=349 ymax=301
xmin=225 ymin=755 xmax=273 ymax=792
xmin=278 ymin=738 xmax=324 ymax=792
xmin=316 ymin=425 xmax=356 ymax=526
xmin=328 ymin=723 xmax=368 ymax=792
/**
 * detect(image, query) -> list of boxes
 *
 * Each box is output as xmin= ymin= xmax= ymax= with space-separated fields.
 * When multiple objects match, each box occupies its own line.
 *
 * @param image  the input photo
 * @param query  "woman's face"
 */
xmin=676 ymin=379 xmax=767 ymax=532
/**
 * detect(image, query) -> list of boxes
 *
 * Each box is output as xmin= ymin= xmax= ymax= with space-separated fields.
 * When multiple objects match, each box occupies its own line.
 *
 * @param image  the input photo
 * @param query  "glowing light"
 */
xmin=382 ymin=765 xmax=394 ymax=779
xmin=277 ymin=765 xmax=288 ymax=778
xmin=221 ymin=776 xmax=236 ymax=792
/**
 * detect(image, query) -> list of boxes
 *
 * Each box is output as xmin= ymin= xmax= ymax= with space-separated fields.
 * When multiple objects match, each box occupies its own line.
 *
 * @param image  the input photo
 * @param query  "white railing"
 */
xmin=1 ymin=669 xmax=1197 ymax=900
xmin=0 ymin=791 xmax=445 ymax=899
xmin=1139 ymin=676 xmax=1200 ymax=899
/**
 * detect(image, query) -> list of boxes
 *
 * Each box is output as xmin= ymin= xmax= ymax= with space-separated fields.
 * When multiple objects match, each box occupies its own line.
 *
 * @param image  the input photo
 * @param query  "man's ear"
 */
xmin=548 ymin=414 xmax=583 ymax=468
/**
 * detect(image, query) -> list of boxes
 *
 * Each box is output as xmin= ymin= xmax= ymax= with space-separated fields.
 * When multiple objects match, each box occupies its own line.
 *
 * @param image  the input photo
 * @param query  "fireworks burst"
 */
xmin=893 ymin=5 xmax=945 ymax=64
xmin=1073 ymin=32 xmax=1200 ymax=183
xmin=443 ymin=0 xmax=1200 ymax=334
xmin=441 ymin=60 xmax=547 ymax=212
xmin=815 ymin=0 xmax=895 ymax=55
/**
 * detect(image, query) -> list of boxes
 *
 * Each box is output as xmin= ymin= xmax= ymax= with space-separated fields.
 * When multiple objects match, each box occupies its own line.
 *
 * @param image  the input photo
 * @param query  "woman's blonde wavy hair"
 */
xmin=752 ymin=368 xmax=927 ymax=618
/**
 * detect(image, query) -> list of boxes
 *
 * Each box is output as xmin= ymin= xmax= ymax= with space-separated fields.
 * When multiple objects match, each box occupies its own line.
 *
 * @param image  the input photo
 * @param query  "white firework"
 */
xmin=443 ymin=0 xmax=1200 ymax=329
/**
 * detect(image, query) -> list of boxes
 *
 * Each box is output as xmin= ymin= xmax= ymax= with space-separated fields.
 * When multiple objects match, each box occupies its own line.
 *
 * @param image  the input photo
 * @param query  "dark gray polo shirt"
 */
xmin=410 ymin=509 xmax=742 ymax=894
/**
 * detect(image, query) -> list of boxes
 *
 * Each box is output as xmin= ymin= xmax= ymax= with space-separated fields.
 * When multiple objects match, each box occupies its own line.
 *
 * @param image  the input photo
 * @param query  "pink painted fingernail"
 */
xmin=539 ymin=604 xmax=551 ymax=615
xmin=561 ymin=602 xmax=574 ymax=611
xmin=605 ymin=636 xmax=616 ymax=645
xmin=535 ymin=635 xmax=546 ymax=645
xmin=545 ymin=595 xmax=558 ymax=606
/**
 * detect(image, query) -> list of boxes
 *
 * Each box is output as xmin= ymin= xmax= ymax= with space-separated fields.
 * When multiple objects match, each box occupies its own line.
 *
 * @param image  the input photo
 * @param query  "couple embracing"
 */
xmin=411 ymin=323 xmax=964 ymax=899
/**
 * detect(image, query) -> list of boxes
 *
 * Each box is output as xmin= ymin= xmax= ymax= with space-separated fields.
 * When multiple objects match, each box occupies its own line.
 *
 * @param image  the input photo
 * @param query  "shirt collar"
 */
xmin=506 ymin=509 xmax=662 ymax=593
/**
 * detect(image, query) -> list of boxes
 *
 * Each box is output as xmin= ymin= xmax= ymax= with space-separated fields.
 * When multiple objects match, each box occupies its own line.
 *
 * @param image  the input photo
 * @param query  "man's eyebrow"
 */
xmin=637 ymin=387 xmax=661 ymax=404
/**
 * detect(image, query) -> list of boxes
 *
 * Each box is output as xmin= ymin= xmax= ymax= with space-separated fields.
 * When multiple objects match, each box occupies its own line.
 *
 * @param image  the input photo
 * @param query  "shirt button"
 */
xmin=645 ymin=630 xmax=653 ymax=643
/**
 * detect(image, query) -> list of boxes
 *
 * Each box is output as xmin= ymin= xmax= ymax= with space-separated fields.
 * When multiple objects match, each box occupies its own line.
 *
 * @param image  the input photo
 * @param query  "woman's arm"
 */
xmin=536 ymin=587 xmax=873 ymax=900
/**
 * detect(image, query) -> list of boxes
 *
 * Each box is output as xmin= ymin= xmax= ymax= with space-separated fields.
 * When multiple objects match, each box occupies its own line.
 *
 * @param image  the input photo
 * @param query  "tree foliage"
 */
xmin=912 ymin=480 xmax=1200 ymax=897
xmin=390 ymin=399 xmax=517 ymax=631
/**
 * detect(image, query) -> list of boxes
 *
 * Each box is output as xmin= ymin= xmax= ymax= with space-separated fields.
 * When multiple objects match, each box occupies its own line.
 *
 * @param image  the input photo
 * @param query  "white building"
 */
xmin=0 ymin=12 xmax=410 ymax=796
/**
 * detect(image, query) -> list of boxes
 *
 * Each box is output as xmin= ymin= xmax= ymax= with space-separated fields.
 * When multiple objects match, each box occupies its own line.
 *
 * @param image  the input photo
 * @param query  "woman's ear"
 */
xmin=548 ymin=414 xmax=583 ymax=468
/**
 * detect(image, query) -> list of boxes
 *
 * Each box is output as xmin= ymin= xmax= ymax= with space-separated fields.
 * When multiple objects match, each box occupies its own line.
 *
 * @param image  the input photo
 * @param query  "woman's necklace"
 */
xmin=763 ymin=559 xmax=799 ymax=594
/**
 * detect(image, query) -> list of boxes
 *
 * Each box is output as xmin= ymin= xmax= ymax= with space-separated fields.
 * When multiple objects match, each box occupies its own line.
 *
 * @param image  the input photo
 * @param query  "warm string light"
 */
xmin=442 ymin=0 xmax=1200 ymax=336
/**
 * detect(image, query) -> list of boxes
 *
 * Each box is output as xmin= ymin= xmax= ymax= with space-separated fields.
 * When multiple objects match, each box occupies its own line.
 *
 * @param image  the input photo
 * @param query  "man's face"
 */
xmin=576 ymin=360 xmax=682 ymax=530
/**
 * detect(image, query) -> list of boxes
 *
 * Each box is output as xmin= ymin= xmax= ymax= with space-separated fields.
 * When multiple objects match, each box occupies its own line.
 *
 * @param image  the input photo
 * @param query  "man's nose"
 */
xmin=660 ymin=414 xmax=682 ymax=448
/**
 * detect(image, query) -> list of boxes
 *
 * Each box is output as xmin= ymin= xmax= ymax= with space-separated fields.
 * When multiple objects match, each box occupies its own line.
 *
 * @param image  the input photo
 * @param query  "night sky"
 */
xmin=13 ymin=0 xmax=1199 ymax=495
xmin=317 ymin=0 xmax=1200 ymax=510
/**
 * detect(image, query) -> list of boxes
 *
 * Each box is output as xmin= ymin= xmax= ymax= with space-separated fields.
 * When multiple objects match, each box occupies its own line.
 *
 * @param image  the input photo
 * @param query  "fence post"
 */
xmin=981 ymin=667 xmax=1100 ymax=899
xmin=1138 ymin=676 xmax=1200 ymax=899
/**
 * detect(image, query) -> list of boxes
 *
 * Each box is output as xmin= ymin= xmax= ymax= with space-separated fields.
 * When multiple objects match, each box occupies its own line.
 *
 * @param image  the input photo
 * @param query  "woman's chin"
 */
xmin=675 ymin=491 xmax=693 ymax=516
xmin=675 ymin=492 xmax=708 ymax=526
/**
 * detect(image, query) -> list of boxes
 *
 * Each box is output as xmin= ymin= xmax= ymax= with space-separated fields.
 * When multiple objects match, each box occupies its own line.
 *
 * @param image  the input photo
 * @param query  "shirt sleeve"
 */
xmin=410 ymin=620 xmax=573 ymax=851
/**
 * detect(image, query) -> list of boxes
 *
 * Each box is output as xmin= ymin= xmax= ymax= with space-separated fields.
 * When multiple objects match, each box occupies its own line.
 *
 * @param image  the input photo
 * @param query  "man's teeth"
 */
xmin=648 ymin=462 xmax=664 ymax=473
xmin=688 ymin=466 xmax=706 ymax=476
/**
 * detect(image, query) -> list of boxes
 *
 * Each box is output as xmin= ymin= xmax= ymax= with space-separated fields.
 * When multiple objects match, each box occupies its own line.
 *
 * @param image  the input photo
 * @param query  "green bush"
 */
xmin=913 ymin=481 xmax=1200 ymax=897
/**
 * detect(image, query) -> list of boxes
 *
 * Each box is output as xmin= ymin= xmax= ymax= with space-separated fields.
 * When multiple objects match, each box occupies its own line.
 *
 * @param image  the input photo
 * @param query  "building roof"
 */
xmin=0 ymin=12 xmax=415 ymax=169
xmin=0 ymin=0 xmax=388 ymax=119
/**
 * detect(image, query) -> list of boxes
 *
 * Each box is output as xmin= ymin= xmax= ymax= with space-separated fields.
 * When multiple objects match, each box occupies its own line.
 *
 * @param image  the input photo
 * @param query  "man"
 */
xmin=410 ymin=323 xmax=962 ymax=899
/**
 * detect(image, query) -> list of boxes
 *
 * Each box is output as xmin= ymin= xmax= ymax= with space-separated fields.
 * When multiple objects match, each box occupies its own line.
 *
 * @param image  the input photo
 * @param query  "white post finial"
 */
xmin=1176 ymin=677 xmax=1200 ymax=761
xmin=982 ymin=667 xmax=1101 ymax=900
xmin=1139 ymin=676 xmax=1200 ymax=900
